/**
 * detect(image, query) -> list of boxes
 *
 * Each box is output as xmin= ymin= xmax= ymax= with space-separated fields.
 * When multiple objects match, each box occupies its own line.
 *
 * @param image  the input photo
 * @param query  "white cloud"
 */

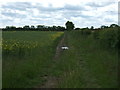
xmin=0 ymin=0 xmax=119 ymax=28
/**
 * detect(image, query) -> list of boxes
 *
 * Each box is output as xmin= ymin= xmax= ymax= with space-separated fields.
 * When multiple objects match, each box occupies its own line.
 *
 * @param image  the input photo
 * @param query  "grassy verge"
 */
xmin=51 ymin=31 xmax=118 ymax=88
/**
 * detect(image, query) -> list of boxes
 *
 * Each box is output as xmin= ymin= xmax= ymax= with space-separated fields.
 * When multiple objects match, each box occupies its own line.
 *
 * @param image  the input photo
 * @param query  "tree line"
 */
xmin=64 ymin=21 xmax=120 ymax=49
xmin=2 ymin=25 xmax=65 ymax=31
xmin=1 ymin=21 xmax=119 ymax=31
xmin=65 ymin=21 xmax=119 ymax=31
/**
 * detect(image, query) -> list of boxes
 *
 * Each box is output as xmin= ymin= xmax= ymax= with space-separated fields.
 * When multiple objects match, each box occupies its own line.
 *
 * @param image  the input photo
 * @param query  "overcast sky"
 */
xmin=0 ymin=0 xmax=118 ymax=28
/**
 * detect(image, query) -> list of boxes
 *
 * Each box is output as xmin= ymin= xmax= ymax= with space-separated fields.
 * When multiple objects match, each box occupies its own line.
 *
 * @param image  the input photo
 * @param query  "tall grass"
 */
xmin=2 ymin=30 xmax=118 ymax=88
xmin=2 ymin=31 xmax=64 ymax=88
xmin=51 ymin=30 xmax=118 ymax=88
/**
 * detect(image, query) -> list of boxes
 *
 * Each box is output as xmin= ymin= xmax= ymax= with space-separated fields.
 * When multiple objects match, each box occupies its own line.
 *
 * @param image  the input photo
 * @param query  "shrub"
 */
xmin=99 ymin=29 xmax=118 ymax=48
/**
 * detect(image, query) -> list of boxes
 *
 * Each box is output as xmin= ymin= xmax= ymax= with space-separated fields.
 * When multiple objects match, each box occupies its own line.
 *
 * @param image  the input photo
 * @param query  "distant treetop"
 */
xmin=65 ymin=21 xmax=75 ymax=31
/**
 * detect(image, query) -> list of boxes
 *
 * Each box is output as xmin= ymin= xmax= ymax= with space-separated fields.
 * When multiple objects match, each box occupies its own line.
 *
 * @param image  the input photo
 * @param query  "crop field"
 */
xmin=2 ymin=31 xmax=64 ymax=88
xmin=2 ymin=29 xmax=118 ymax=88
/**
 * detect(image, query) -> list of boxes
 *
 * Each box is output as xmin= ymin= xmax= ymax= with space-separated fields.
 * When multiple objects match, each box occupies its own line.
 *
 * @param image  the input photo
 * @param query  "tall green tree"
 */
xmin=90 ymin=26 xmax=94 ymax=30
xmin=110 ymin=24 xmax=119 ymax=28
xmin=31 ymin=25 xmax=35 ymax=29
xmin=65 ymin=21 xmax=74 ymax=31
xmin=23 ymin=25 xmax=30 ymax=29
xmin=101 ymin=25 xmax=108 ymax=29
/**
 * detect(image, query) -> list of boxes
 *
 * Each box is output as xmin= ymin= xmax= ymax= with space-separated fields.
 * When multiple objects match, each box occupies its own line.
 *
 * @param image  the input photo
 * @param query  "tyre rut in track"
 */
xmin=36 ymin=33 xmax=67 ymax=88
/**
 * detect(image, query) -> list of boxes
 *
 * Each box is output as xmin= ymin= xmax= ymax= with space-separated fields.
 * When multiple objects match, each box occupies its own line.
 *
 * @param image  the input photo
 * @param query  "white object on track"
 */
xmin=61 ymin=46 xmax=69 ymax=50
